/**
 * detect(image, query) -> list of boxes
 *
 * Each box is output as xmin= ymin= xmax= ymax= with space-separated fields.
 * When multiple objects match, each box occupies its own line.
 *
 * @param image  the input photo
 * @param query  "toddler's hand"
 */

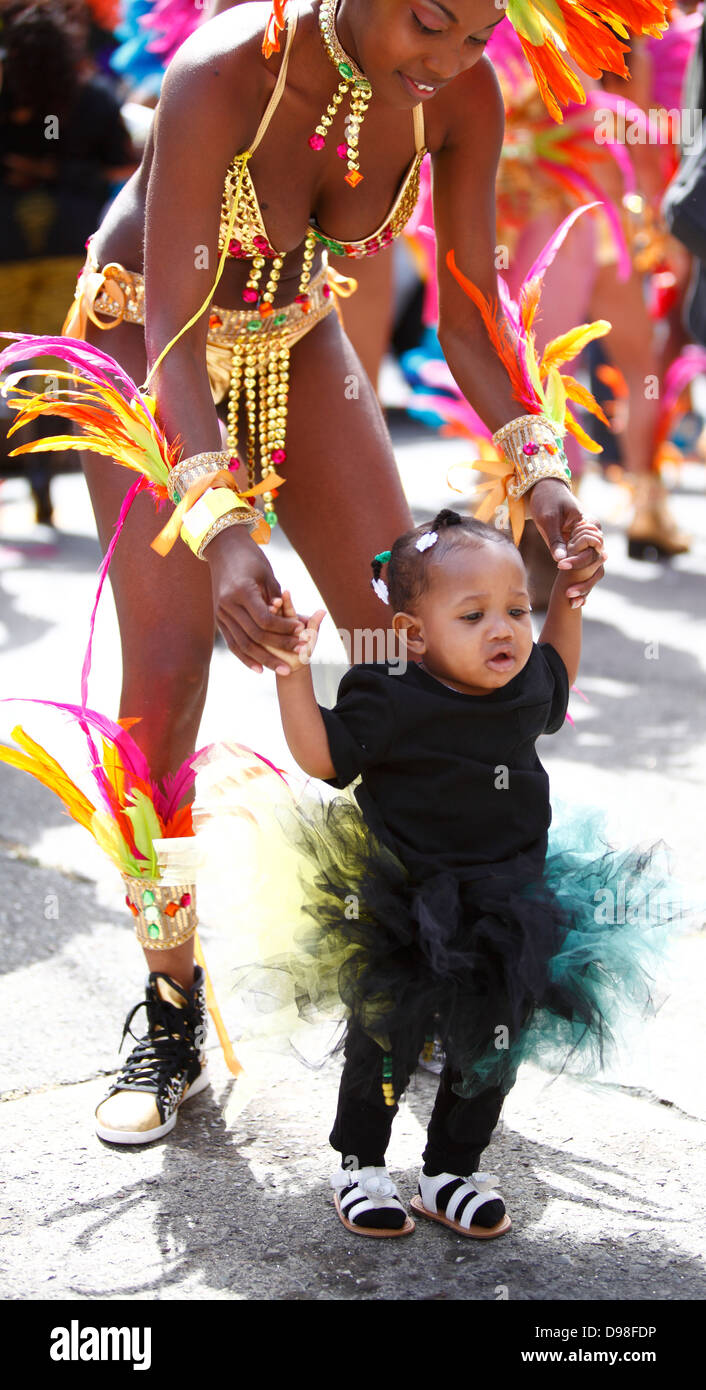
xmin=264 ymin=591 xmax=326 ymax=673
xmin=557 ymin=520 xmax=606 ymax=608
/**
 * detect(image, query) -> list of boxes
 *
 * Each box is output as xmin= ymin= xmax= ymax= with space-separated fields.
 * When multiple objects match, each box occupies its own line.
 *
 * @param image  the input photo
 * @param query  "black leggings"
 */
xmin=329 ymin=1020 xmax=511 ymax=1175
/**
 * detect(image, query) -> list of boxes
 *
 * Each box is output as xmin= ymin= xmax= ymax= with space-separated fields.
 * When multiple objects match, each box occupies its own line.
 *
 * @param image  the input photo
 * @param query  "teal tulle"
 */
xmin=259 ymin=793 xmax=678 ymax=1100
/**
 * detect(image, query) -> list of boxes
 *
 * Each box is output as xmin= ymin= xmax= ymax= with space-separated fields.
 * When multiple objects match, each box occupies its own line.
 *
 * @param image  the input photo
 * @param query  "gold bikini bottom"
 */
xmin=63 ymin=244 xmax=349 ymax=405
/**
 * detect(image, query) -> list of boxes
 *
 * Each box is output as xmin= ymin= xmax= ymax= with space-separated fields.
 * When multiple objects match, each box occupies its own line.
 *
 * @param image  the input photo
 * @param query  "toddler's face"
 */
xmin=395 ymin=538 xmax=534 ymax=694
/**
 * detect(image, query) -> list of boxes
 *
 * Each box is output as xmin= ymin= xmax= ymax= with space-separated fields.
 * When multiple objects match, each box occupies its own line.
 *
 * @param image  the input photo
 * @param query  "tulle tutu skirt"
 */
xmin=193 ymin=751 xmax=676 ymax=1099
xmin=260 ymin=795 xmax=675 ymax=1099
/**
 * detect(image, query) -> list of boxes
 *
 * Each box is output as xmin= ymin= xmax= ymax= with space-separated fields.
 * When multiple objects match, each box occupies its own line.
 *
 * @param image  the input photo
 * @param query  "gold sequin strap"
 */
xmin=249 ymin=5 xmax=298 ymax=156
xmin=142 ymin=11 xmax=299 ymax=392
xmin=142 ymin=153 xmax=252 ymax=391
xmin=413 ymin=103 xmax=425 ymax=155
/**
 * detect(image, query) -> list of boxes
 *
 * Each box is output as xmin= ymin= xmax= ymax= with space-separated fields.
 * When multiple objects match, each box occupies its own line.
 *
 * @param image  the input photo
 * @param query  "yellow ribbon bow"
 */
xmin=151 ymin=468 xmax=286 ymax=555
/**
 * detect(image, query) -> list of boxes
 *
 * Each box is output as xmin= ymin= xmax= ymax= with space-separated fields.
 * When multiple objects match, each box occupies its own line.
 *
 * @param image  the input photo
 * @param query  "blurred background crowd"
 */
xmin=1 ymin=0 xmax=705 ymax=590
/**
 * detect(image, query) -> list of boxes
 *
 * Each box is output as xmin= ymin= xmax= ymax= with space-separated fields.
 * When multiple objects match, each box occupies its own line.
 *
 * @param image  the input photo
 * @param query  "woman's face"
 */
xmin=340 ymin=0 xmax=505 ymax=107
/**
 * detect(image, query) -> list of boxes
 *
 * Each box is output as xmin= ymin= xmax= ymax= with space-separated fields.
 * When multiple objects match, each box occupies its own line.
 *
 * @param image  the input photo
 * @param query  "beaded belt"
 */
xmin=67 ymin=244 xmax=336 ymax=350
xmin=63 ymin=243 xmax=345 ymax=524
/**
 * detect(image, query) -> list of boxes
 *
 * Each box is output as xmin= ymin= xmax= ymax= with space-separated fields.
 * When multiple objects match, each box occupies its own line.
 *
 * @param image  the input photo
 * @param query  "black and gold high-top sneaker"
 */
xmin=95 ymin=969 xmax=209 ymax=1144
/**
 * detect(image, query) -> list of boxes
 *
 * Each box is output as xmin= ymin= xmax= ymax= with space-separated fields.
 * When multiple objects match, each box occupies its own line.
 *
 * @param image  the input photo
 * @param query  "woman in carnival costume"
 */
xmin=263 ymin=506 xmax=669 ymax=1237
xmin=0 ymin=0 xmax=668 ymax=1146
xmin=404 ymin=15 xmax=697 ymax=580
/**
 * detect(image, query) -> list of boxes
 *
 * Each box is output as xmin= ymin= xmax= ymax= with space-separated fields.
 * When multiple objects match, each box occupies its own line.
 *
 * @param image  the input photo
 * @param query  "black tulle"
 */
xmin=272 ymin=794 xmax=672 ymax=1099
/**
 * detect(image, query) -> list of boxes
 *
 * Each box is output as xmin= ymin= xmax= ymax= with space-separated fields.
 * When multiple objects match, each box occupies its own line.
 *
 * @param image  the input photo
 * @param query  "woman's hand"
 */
xmin=205 ymin=527 xmax=305 ymax=674
xmin=527 ymin=480 xmax=606 ymax=603
xmin=265 ymin=590 xmax=327 ymax=674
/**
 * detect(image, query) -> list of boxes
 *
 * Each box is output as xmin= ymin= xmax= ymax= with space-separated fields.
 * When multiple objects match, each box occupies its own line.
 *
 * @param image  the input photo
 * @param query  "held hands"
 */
xmin=265 ymin=590 xmax=327 ymax=675
xmin=205 ymin=525 xmax=307 ymax=673
xmin=556 ymin=519 xmax=606 ymax=609
xmin=527 ymin=479 xmax=606 ymax=605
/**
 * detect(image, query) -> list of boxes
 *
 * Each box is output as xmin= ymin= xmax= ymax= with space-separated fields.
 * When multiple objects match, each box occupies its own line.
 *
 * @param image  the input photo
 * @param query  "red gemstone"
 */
xmin=272 ymin=448 xmax=286 ymax=464
xmin=180 ymin=892 xmax=192 ymax=908
xmin=253 ymin=235 xmax=269 ymax=252
xmin=242 ymin=288 xmax=259 ymax=304
xmin=228 ymin=239 xmax=241 ymax=256
xmin=270 ymin=488 xmax=280 ymax=499
xmin=209 ymin=313 xmax=223 ymax=328
xmin=322 ymin=284 xmax=331 ymax=298
xmin=523 ymin=442 xmax=540 ymax=456
xmin=228 ymin=455 xmax=241 ymax=471
xmin=308 ymin=133 xmax=326 ymax=151
xmin=295 ymin=294 xmax=310 ymax=313
xmin=336 ymin=143 xmax=347 ymax=159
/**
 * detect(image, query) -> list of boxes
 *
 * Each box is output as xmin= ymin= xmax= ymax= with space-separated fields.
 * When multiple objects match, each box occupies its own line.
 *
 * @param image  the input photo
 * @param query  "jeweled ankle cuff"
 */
xmin=123 ymin=876 xmax=197 ymax=949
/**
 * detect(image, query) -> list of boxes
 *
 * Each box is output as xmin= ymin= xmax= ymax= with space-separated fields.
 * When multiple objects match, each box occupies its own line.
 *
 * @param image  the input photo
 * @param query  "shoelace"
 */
xmin=114 ymin=996 xmax=197 ymax=1094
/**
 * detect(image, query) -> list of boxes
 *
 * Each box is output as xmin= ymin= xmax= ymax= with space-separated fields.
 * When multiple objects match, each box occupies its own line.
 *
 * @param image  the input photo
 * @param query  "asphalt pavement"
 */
xmin=1 ymin=412 xmax=705 ymax=1305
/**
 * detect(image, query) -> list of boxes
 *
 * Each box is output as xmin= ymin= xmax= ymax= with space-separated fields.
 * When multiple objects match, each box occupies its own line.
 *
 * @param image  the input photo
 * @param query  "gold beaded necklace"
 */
xmin=308 ymin=0 xmax=372 ymax=187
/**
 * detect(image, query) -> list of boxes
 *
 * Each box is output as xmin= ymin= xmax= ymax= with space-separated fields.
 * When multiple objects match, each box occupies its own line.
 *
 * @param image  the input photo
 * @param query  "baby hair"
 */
xmin=371 ymin=510 xmax=518 ymax=612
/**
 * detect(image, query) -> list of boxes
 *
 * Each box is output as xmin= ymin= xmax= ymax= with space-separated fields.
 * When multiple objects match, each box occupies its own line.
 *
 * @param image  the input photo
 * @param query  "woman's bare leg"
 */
xmin=80 ymin=319 xmax=216 ymax=989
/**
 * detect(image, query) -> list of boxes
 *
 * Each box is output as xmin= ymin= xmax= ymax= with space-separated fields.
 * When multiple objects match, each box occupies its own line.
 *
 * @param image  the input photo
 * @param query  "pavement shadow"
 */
xmin=35 ymin=1066 xmax=706 ymax=1302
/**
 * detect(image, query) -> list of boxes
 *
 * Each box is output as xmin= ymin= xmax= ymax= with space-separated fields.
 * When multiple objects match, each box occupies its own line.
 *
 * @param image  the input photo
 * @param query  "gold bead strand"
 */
xmin=343 ymin=79 xmax=371 ymax=187
xmin=243 ymin=348 xmax=258 ymax=491
xmin=264 ymin=340 xmax=289 ymax=528
xmin=308 ymin=80 xmax=349 ymax=151
xmin=258 ymin=254 xmax=284 ymax=324
xmin=242 ymin=252 xmax=266 ymax=310
xmin=295 ymin=230 xmax=318 ymax=313
xmin=258 ymin=341 xmax=270 ymax=489
xmin=226 ymin=341 xmax=243 ymax=457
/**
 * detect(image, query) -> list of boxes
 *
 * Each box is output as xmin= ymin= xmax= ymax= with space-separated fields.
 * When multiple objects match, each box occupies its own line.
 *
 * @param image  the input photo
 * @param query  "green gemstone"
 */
xmin=147 ymin=923 xmax=161 ymax=940
xmin=328 ymin=240 xmax=345 ymax=256
xmin=247 ymin=319 xmax=261 ymax=331
xmin=266 ymin=511 xmax=278 ymax=526
xmin=338 ymin=61 xmax=353 ymax=78
xmin=142 ymin=888 xmax=155 ymax=905
xmin=273 ymin=313 xmax=286 ymax=326
xmin=172 ymin=487 xmax=181 ymax=503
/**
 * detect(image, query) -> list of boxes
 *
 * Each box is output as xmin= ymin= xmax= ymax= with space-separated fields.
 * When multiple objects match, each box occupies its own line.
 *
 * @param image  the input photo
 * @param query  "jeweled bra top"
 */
xmin=217 ymin=6 xmax=427 ymax=263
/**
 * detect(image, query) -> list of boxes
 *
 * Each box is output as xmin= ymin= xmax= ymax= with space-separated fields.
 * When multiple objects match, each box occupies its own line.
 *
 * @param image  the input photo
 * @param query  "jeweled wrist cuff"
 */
xmin=123 ymin=876 xmax=197 ymax=950
xmin=492 ymin=415 xmax=572 ymax=499
xmin=197 ymin=509 xmax=253 ymax=558
xmin=180 ymin=486 xmax=255 ymax=556
xmin=169 ymin=450 xmax=237 ymax=504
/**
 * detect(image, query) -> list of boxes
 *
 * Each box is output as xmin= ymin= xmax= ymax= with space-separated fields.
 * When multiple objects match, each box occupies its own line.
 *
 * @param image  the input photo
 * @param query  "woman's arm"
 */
xmin=431 ymin=58 xmax=601 ymax=596
xmin=142 ymin=14 xmax=304 ymax=669
xmin=143 ymin=16 xmax=263 ymax=457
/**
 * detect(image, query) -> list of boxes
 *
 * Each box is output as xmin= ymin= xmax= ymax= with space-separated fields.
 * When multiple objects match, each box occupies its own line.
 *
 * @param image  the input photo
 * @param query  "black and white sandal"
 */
xmin=410 ymin=1170 xmax=511 ymax=1238
xmin=331 ymin=1166 xmax=415 ymax=1238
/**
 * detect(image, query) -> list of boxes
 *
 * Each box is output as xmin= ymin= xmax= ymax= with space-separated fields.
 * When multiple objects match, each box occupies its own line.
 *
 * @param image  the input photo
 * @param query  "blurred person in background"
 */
xmin=0 ymin=0 xmax=136 ymax=522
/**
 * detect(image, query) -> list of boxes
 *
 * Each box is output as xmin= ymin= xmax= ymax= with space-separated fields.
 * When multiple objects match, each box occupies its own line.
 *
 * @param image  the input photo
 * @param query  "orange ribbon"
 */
xmin=470 ymin=457 xmax=526 ymax=545
xmin=151 ymin=468 xmax=286 ymax=555
xmin=62 ymin=265 xmax=127 ymax=339
xmin=193 ymin=931 xmax=242 ymax=1078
